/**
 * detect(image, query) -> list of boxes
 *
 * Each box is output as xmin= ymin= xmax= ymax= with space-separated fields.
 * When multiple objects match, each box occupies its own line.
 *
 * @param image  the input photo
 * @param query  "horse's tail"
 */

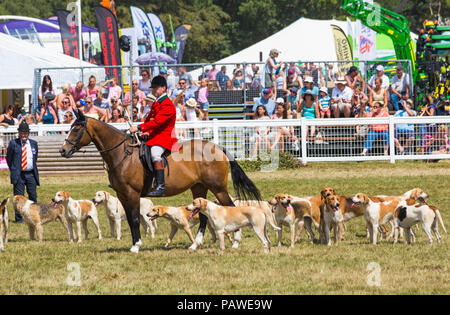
xmin=219 ymin=145 xmax=262 ymax=201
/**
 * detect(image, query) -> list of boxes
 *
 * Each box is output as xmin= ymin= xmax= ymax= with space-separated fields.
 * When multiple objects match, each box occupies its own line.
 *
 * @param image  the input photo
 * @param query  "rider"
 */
xmin=129 ymin=75 xmax=178 ymax=197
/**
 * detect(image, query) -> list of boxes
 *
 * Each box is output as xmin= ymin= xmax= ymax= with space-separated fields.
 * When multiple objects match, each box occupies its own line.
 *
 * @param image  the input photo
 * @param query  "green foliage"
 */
xmin=0 ymin=0 xmax=448 ymax=62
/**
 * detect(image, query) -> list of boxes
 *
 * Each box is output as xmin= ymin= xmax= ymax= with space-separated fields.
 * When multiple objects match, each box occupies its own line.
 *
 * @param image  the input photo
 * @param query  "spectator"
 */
xmin=286 ymin=87 xmax=300 ymax=118
xmin=36 ymin=93 xmax=58 ymax=124
xmin=110 ymin=108 xmax=125 ymax=123
xmin=208 ymin=64 xmax=219 ymax=81
xmin=166 ymin=69 xmax=177 ymax=96
xmin=331 ymin=80 xmax=353 ymax=118
xmin=178 ymin=66 xmax=195 ymax=87
xmin=185 ymin=98 xmax=203 ymax=121
xmin=369 ymin=77 xmax=388 ymax=110
xmin=251 ymin=66 xmax=262 ymax=90
xmin=274 ymin=67 xmax=288 ymax=100
xmin=271 ymin=103 xmax=299 ymax=152
xmin=172 ymin=78 xmax=194 ymax=103
xmin=300 ymin=77 xmax=319 ymax=101
xmin=139 ymin=69 xmax=152 ymax=93
xmin=244 ymin=64 xmax=254 ymax=90
xmin=360 ymin=102 xmax=390 ymax=156
xmin=102 ymin=77 xmax=122 ymax=102
xmin=61 ymin=111 xmax=75 ymax=125
xmin=94 ymin=90 xmax=110 ymax=111
xmin=419 ymin=95 xmax=438 ymax=154
xmin=174 ymin=92 xmax=186 ymax=139
xmin=232 ymin=70 xmax=244 ymax=90
xmin=85 ymin=75 xmax=101 ymax=100
xmin=345 ymin=66 xmax=365 ymax=91
xmin=368 ymin=65 xmax=390 ymax=90
xmin=393 ymin=99 xmax=417 ymax=154
xmin=131 ymin=106 xmax=143 ymax=122
xmin=309 ymin=63 xmax=324 ymax=87
xmin=197 ymin=78 xmax=211 ymax=122
xmin=287 ymin=63 xmax=303 ymax=90
xmin=318 ymin=87 xmax=331 ymax=119
xmin=57 ymin=97 xmax=75 ymax=124
xmin=327 ymin=63 xmax=339 ymax=86
xmin=123 ymin=79 xmax=146 ymax=107
xmin=232 ymin=64 xmax=242 ymax=75
xmin=0 ymin=105 xmax=16 ymax=127
xmin=264 ymin=49 xmax=284 ymax=90
xmin=225 ymin=80 xmax=233 ymax=91
xmin=109 ymin=97 xmax=124 ymax=117
xmin=298 ymin=90 xmax=320 ymax=138
xmin=352 ymin=85 xmax=369 ymax=116
xmin=390 ymin=65 xmax=410 ymax=111
xmin=55 ymin=84 xmax=75 ymax=111
xmin=82 ymin=96 xmax=107 ymax=121
xmin=39 ymin=75 xmax=56 ymax=102
xmin=251 ymin=105 xmax=271 ymax=158
xmin=215 ymin=66 xmax=230 ymax=91
xmin=70 ymin=81 xmax=87 ymax=103
xmin=252 ymin=88 xmax=276 ymax=116
xmin=142 ymin=94 xmax=156 ymax=118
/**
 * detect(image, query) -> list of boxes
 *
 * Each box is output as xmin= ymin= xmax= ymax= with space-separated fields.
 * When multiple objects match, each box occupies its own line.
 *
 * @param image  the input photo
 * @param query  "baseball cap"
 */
xmin=290 ymin=87 xmax=298 ymax=93
xmin=376 ymin=65 xmax=384 ymax=71
xmin=276 ymin=97 xmax=285 ymax=104
xmin=263 ymin=88 xmax=272 ymax=94
xmin=159 ymin=68 xmax=168 ymax=74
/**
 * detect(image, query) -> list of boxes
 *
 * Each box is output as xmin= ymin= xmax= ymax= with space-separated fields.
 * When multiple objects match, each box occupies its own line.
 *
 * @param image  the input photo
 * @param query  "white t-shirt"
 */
xmin=331 ymin=86 xmax=353 ymax=102
xmin=390 ymin=74 xmax=409 ymax=93
xmin=185 ymin=107 xmax=198 ymax=121
xmin=368 ymin=74 xmax=390 ymax=89
xmin=245 ymin=65 xmax=253 ymax=84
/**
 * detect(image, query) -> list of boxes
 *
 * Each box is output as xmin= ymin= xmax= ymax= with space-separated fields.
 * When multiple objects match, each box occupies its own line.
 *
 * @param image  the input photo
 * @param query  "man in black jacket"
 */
xmin=6 ymin=122 xmax=40 ymax=222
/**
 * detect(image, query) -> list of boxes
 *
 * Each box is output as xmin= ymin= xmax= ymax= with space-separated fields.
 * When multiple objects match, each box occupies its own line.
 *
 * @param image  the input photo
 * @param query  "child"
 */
xmin=185 ymin=98 xmax=203 ymax=138
xmin=318 ymin=87 xmax=331 ymax=118
xmin=197 ymin=78 xmax=211 ymax=133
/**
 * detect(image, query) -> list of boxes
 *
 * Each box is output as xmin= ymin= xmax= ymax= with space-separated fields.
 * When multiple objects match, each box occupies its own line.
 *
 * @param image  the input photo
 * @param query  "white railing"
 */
xmin=1 ymin=116 xmax=449 ymax=164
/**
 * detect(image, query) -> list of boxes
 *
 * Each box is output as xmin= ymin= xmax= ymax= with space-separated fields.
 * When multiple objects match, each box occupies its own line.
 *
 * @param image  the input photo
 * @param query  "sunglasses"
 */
xmin=372 ymin=106 xmax=380 ymax=109
xmin=64 ymin=114 xmax=73 ymax=118
xmin=86 ymin=101 xmax=92 ymax=104
xmin=179 ymin=82 xmax=186 ymax=85
xmin=62 ymin=101 xmax=69 ymax=104
xmin=111 ymin=100 xmax=117 ymax=103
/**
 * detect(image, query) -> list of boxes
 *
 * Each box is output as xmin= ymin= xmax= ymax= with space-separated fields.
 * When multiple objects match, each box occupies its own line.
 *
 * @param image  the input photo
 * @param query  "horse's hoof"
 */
xmin=130 ymin=246 xmax=140 ymax=253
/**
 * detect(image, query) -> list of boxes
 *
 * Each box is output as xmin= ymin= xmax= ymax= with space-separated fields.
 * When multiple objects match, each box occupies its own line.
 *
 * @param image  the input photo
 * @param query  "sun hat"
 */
xmin=276 ymin=97 xmax=285 ymax=104
xmin=376 ymin=65 xmax=384 ymax=71
xmin=290 ymin=87 xmax=298 ymax=93
xmin=304 ymin=89 xmax=315 ymax=96
xmin=304 ymin=76 xmax=314 ymax=83
xmin=144 ymin=93 xmax=157 ymax=102
xmin=335 ymin=79 xmax=346 ymax=85
xmin=18 ymin=122 xmax=30 ymax=133
xmin=186 ymin=98 xmax=197 ymax=108
xmin=319 ymin=86 xmax=328 ymax=94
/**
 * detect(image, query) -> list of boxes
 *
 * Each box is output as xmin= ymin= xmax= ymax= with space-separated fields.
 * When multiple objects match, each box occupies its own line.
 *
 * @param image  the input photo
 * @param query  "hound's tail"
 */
xmin=435 ymin=210 xmax=447 ymax=234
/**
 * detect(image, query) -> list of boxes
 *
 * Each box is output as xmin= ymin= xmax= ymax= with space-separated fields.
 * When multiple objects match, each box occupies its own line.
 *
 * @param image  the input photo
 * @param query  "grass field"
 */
xmin=0 ymin=161 xmax=449 ymax=295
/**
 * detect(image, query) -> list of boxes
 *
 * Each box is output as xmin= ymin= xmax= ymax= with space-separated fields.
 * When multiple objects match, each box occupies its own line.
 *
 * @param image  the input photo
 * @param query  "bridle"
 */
xmin=65 ymin=118 xmax=128 ymax=154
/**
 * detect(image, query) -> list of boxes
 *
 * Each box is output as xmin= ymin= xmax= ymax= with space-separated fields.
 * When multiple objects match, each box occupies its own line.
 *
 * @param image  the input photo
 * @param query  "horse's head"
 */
xmin=59 ymin=109 xmax=92 ymax=158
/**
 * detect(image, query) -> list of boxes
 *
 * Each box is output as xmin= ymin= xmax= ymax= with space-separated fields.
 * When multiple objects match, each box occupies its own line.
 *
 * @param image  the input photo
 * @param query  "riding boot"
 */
xmin=148 ymin=160 xmax=165 ymax=197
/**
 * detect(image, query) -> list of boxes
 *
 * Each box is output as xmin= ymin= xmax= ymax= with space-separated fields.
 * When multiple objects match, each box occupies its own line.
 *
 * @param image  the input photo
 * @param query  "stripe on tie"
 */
xmin=21 ymin=143 xmax=27 ymax=170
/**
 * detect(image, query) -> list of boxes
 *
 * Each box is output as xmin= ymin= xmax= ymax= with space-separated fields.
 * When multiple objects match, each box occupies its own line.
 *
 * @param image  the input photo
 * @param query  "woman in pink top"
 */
xmin=85 ymin=75 xmax=101 ymax=100
xmin=102 ymin=76 xmax=122 ymax=102
xmin=361 ymin=102 xmax=390 ymax=156
xmin=70 ymin=81 xmax=86 ymax=103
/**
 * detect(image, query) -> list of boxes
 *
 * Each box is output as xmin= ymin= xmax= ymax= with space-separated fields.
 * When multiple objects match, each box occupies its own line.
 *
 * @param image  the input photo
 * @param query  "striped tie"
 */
xmin=21 ymin=142 xmax=27 ymax=171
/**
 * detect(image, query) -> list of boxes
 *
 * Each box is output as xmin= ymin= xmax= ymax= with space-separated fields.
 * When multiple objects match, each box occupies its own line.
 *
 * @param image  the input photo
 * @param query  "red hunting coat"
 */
xmin=138 ymin=94 xmax=179 ymax=151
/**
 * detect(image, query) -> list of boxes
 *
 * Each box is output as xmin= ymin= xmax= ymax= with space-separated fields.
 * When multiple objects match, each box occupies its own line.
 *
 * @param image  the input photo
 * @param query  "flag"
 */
xmin=56 ymin=9 xmax=81 ymax=59
xmin=147 ymin=13 xmax=167 ymax=53
xmin=94 ymin=5 xmax=121 ymax=82
xmin=168 ymin=25 xmax=191 ymax=64
xmin=331 ymin=24 xmax=354 ymax=75
xmin=130 ymin=6 xmax=157 ymax=54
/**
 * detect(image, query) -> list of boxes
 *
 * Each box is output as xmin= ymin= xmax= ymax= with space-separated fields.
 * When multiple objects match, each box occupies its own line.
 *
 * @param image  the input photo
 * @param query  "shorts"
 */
xmin=320 ymin=108 xmax=331 ymax=116
xmin=332 ymin=102 xmax=351 ymax=112
xmin=395 ymin=129 xmax=415 ymax=139
xmin=265 ymin=73 xmax=274 ymax=88
xmin=198 ymin=102 xmax=209 ymax=111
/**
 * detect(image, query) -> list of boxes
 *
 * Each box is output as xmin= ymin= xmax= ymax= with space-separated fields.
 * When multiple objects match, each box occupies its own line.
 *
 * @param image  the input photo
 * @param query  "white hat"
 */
xmin=276 ymin=97 xmax=285 ymax=104
xmin=186 ymin=98 xmax=197 ymax=107
xmin=304 ymin=76 xmax=314 ymax=83
xmin=376 ymin=65 xmax=384 ymax=71
xmin=319 ymin=86 xmax=328 ymax=94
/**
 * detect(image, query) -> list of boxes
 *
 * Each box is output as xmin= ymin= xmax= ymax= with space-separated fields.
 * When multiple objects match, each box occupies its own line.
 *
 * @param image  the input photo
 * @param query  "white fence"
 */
xmin=1 ymin=116 xmax=449 ymax=165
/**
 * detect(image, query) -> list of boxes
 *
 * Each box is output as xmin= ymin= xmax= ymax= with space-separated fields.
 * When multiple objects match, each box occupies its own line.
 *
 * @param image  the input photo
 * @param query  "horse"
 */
xmin=59 ymin=110 xmax=261 ymax=253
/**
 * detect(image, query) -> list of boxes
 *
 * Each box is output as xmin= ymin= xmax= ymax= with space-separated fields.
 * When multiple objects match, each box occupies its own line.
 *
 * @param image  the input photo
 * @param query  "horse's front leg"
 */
xmin=119 ymin=193 xmax=142 ymax=253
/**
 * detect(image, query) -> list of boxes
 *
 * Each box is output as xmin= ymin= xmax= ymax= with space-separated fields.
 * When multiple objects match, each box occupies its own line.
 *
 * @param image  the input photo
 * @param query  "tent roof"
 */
xmin=0 ymin=32 xmax=101 ymax=90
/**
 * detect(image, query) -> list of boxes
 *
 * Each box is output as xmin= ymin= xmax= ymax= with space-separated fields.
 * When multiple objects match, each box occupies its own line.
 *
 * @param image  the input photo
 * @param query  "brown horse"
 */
xmin=59 ymin=110 xmax=261 ymax=253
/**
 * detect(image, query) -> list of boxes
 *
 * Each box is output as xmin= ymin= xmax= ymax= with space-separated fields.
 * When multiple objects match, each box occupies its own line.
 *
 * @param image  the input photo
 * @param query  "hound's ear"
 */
xmin=411 ymin=189 xmax=419 ymax=200
xmin=104 ymin=191 xmax=110 ymax=201
xmin=201 ymin=198 xmax=208 ymax=209
xmin=268 ymin=198 xmax=277 ymax=206
xmin=0 ymin=197 xmax=9 ymax=211
xmin=363 ymin=194 xmax=369 ymax=204
xmin=63 ymin=191 xmax=70 ymax=200
xmin=75 ymin=108 xmax=85 ymax=122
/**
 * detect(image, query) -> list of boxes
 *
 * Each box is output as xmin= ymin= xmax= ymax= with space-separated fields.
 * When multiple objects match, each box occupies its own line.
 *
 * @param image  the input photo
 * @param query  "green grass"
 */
xmin=0 ymin=160 xmax=449 ymax=295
